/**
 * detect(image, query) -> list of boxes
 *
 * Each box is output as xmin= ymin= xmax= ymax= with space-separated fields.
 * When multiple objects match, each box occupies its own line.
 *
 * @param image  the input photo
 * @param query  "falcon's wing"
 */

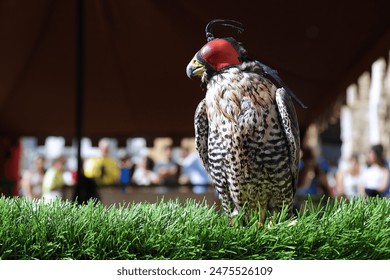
xmin=256 ymin=60 xmax=307 ymax=109
xmin=275 ymin=88 xmax=300 ymax=194
xmin=194 ymin=98 xmax=210 ymax=173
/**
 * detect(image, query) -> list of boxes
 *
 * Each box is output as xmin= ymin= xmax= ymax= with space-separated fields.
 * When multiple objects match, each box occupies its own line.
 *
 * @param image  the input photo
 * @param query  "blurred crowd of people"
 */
xmin=19 ymin=138 xmax=210 ymax=203
xmin=297 ymin=143 xmax=390 ymax=200
xmin=19 ymin=136 xmax=390 ymax=204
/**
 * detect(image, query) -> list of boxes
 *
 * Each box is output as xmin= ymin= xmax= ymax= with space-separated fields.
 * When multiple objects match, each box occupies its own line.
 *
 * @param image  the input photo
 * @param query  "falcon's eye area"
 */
xmin=200 ymin=39 xmax=241 ymax=71
xmin=200 ymin=45 xmax=212 ymax=57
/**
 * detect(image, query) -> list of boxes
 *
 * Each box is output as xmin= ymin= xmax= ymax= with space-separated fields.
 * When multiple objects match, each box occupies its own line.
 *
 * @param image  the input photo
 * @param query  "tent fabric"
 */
xmin=0 ymin=0 xmax=389 ymax=144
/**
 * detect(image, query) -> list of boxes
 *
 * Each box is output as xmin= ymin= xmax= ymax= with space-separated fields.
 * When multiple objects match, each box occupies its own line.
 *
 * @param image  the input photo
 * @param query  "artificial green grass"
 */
xmin=0 ymin=196 xmax=389 ymax=260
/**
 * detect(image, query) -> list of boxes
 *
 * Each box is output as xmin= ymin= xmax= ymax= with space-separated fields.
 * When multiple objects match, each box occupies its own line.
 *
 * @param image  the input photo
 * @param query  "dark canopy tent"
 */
xmin=0 ymin=0 xmax=389 ymax=146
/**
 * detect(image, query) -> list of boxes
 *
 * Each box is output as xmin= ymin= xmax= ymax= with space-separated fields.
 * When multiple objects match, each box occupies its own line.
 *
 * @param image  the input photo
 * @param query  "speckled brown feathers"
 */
xmin=194 ymin=61 xmax=299 ymax=224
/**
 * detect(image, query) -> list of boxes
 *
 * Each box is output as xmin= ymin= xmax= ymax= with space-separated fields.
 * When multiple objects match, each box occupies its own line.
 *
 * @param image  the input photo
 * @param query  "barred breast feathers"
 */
xmin=205 ymin=61 xmax=277 ymax=127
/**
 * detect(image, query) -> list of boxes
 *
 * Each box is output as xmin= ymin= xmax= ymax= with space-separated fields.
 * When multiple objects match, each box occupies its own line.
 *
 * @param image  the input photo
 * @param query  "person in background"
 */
xmin=119 ymin=154 xmax=133 ymax=185
xmin=180 ymin=151 xmax=210 ymax=194
xmin=84 ymin=138 xmax=120 ymax=186
xmin=132 ymin=156 xmax=160 ymax=186
xmin=335 ymin=154 xmax=362 ymax=199
xmin=119 ymin=153 xmax=134 ymax=192
xmin=153 ymin=145 xmax=179 ymax=189
xmin=359 ymin=144 xmax=389 ymax=197
xmin=297 ymin=146 xmax=332 ymax=197
xmin=20 ymin=155 xmax=46 ymax=199
xmin=42 ymin=155 xmax=66 ymax=202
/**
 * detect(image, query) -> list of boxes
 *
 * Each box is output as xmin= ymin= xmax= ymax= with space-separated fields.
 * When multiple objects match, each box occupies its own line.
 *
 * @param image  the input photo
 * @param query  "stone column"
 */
xmin=368 ymin=58 xmax=386 ymax=145
xmin=340 ymin=54 xmax=390 ymax=166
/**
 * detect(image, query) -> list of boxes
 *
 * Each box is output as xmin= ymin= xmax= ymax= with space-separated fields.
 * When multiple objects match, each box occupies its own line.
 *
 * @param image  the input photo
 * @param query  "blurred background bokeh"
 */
xmin=1 ymin=0 xmax=389 ymax=206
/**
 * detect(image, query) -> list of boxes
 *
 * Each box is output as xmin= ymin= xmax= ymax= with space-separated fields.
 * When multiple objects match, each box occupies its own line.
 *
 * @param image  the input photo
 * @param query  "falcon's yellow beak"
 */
xmin=186 ymin=57 xmax=205 ymax=78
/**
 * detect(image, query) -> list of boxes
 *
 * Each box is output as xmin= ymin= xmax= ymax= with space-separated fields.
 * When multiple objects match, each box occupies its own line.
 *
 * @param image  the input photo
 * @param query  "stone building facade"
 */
xmin=340 ymin=53 xmax=390 ymax=165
